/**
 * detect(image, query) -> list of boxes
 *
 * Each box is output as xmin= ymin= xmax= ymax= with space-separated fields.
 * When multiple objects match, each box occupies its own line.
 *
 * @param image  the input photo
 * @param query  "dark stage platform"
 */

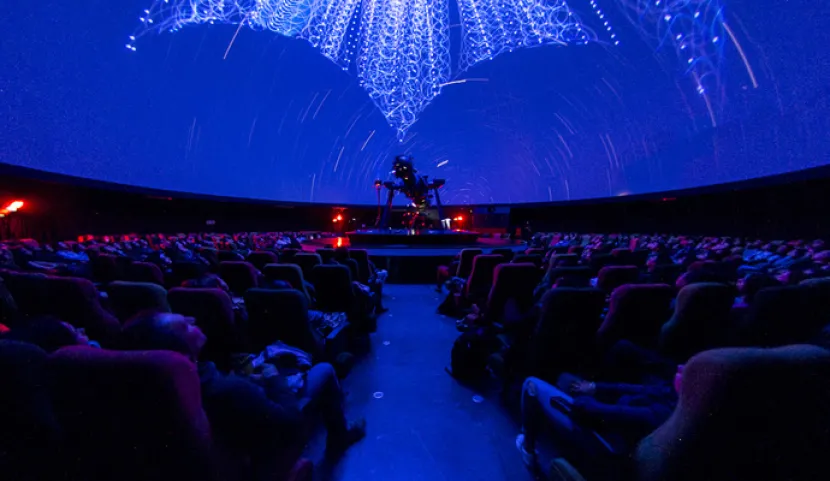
xmin=303 ymin=236 xmax=525 ymax=283
xmin=346 ymin=229 xmax=481 ymax=246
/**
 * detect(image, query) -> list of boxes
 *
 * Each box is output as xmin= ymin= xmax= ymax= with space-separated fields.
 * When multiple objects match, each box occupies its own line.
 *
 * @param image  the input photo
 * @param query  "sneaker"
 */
xmin=516 ymin=434 xmax=539 ymax=471
xmin=327 ymin=418 xmax=367 ymax=454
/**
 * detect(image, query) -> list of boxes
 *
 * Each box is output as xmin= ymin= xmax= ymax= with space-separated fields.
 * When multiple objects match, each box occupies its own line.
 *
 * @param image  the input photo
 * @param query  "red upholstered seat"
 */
xmin=41 ymin=276 xmax=120 ymax=344
xmin=45 ymin=347 xmax=220 ymax=481
xmin=218 ymin=261 xmax=260 ymax=296
xmin=597 ymin=284 xmax=675 ymax=350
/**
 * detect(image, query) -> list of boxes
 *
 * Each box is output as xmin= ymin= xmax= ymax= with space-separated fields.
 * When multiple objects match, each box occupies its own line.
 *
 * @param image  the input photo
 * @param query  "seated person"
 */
xmin=120 ymin=312 xmax=365 ymax=477
xmin=1 ymin=316 xmax=101 ymax=352
xmin=516 ymin=369 xmax=678 ymax=479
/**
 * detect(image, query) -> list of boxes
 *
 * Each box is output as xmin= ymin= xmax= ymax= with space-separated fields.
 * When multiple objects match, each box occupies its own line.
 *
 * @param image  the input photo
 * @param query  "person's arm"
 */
xmin=572 ymin=396 xmax=670 ymax=430
xmin=593 ymin=382 xmax=671 ymax=398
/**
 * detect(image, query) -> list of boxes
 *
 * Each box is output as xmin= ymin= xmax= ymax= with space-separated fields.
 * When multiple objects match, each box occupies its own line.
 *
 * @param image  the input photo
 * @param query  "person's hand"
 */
xmin=569 ymin=380 xmax=596 ymax=395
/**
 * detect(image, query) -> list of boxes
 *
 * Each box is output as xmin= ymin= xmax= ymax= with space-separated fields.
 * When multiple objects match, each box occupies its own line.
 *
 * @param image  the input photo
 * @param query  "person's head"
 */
xmin=121 ymin=311 xmax=206 ymax=362
xmin=2 ymin=316 xmax=89 ymax=353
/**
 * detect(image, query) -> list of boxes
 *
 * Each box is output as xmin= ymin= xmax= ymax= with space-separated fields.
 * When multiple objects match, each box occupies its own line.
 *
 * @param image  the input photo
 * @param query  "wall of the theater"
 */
xmin=3 ymin=163 xmax=830 ymax=241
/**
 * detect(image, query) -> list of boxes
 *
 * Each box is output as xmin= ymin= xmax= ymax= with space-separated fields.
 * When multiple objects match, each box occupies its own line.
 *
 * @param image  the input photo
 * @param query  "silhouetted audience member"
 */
xmin=120 ymin=311 xmax=366 ymax=476
xmin=517 ymin=370 xmax=677 ymax=479
xmin=2 ymin=316 xmax=100 ymax=352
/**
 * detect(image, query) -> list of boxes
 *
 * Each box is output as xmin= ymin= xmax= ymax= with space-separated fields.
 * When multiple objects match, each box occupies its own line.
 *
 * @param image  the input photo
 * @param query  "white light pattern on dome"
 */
xmin=129 ymin=0 xmax=590 ymax=139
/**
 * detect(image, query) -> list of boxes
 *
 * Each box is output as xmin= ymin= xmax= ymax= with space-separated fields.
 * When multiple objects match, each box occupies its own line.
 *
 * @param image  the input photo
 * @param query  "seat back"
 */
xmin=1 ymin=271 xmax=48 ymax=319
xmin=738 ymin=285 xmax=829 ymax=347
xmin=597 ymin=265 xmax=640 ymax=292
xmin=486 ymin=263 xmax=542 ymax=322
xmin=549 ymin=253 xmax=579 ymax=269
xmin=349 ymin=249 xmax=371 ymax=284
xmin=525 ymin=248 xmax=546 ymax=256
xmin=316 ymin=248 xmax=336 ymax=264
xmin=167 ymin=288 xmax=239 ymax=368
xmin=46 ymin=347 xmax=217 ymax=481
xmin=42 ymin=276 xmax=120 ymax=344
xmin=513 ymin=254 xmax=543 ymax=268
xmin=244 ymin=288 xmax=319 ymax=356
xmin=635 ymin=345 xmax=830 ymax=481
xmin=218 ymin=261 xmax=259 ymax=296
xmin=465 ymin=254 xmax=503 ymax=300
xmin=107 ymin=281 xmax=172 ymax=323
xmin=530 ymin=288 xmax=607 ymax=378
xmin=457 ymin=248 xmax=483 ymax=278
xmin=261 ymin=264 xmax=310 ymax=300
xmin=169 ymin=261 xmax=209 ymax=287
xmin=246 ymin=251 xmax=279 ymax=271
xmin=340 ymin=258 xmax=360 ymax=283
xmin=292 ymin=253 xmax=323 ymax=281
xmin=279 ymin=248 xmax=300 ymax=263
xmin=0 ymin=340 xmax=62 ymax=480
xmin=126 ymin=261 xmax=165 ymax=285
xmin=597 ymin=284 xmax=675 ymax=350
xmin=546 ymin=266 xmax=593 ymax=288
xmin=490 ymin=247 xmax=515 ymax=262
xmin=650 ymin=263 xmax=684 ymax=285
xmin=659 ymin=283 xmax=735 ymax=362
xmin=90 ymin=253 xmax=120 ymax=284
xmin=310 ymin=265 xmax=354 ymax=313
xmin=217 ymin=250 xmax=244 ymax=262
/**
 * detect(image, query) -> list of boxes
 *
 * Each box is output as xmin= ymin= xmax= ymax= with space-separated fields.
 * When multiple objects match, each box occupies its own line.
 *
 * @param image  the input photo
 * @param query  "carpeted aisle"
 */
xmin=323 ymin=284 xmax=531 ymax=481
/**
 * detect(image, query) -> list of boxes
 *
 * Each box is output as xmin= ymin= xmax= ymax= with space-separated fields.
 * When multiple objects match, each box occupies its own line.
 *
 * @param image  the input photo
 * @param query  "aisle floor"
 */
xmin=319 ymin=284 xmax=532 ymax=481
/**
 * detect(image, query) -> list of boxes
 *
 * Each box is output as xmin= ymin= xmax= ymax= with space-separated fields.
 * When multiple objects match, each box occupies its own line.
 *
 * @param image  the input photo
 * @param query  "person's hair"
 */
xmin=2 ymin=316 xmax=80 ymax=353
xmin=120 ymin=310 xmax=192 ymax=356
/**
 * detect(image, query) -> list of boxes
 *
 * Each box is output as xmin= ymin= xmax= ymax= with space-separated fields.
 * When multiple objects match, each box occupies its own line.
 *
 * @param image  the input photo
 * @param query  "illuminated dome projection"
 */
xmin=2 ymin=0 xmax=829 ymax=204
xmin=129 ymin=0 xmax=594 ymax=138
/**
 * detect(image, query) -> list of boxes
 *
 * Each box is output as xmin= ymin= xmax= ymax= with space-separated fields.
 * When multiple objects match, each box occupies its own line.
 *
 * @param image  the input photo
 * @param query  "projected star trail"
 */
xmin=130 ymin=0 xmax=596 ymax=138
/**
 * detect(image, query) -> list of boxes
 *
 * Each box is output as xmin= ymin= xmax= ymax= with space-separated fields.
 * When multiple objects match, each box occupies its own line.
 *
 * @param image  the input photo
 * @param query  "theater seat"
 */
xmin=90 ymin=253 xmax=120 ymax=284
xmin=126 ymin=261 xmax=165 ymax=285
xmin=513 ymin=254 xmax=543 ymax=268
xmin=0 ymin=340 xmax=62 ymax=481
xmin=349 ymin=249 xmax=371 ymax=284
xmin=167 ymin=287 xmax=240 ymax=369
xmin=659 ymin=283 xmax=735 ymax=362
xmin=457 ymin=248 xmax=483 ymax=279
xmin=1 ymin=271 xmax=49 ymax=320
xmin=596 ymin=265 xmax=640 ymax=293
xmin=262 ymin=263 xmax=312 ymax=300
xmin=246 ymin=251 xmax=279 ymax=271
xmin=218 ymin=261 xmax=259 ymax=296
xmin=486 ymin=263 xmax=542 ymax=325
xmin=597 ymin=284 xmax=675 ymax=350
xmin=529 ymin=287 xmax=607 ymax=379
xmin=107 ymin=281 xmax=171 ymax=323
xmin=635 ymin=345 xmax=830 ymax=481
xmin=548 ymin=254 xmax=579 ymax=269
xmin=736 ymin=285 xmax=829 ymax=347
xmin=42 ymin=276 xmax=120 ymax=345
xmin=316 ymin=248 xmax=335 ymax=265
xmin=465 ymin=254 xmax=503 ymax=301
xmin=292 ymin=253 xmax=323 ymax=281
xmin=244 ymin=288 xmax=321 ymax=356
xmin=491 ymin=247 xmax=515 ymax=262
xmin=45 ymin=347 xmax=220 ymax=481
xmin=310 ymin=265 xmax=354 ymax=314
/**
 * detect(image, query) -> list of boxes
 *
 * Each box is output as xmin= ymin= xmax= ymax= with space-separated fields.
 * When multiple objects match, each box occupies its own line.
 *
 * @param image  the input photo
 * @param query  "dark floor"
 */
xmin=319 ymin=284 xmax=532 ymax=481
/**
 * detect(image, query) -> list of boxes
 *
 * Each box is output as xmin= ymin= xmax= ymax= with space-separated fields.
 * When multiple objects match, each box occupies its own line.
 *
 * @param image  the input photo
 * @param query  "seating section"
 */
xmin=2 ymin=230 xmax=830 ymax=481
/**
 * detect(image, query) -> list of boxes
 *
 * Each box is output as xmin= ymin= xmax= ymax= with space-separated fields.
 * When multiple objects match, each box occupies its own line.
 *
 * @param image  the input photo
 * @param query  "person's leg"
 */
xmin=302 ymin=363 xmax=348 ymax=435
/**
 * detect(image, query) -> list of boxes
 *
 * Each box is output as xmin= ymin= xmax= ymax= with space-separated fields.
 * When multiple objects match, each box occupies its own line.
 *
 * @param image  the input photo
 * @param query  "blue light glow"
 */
xmin=131 ymin=0 xmax=594 ymax=138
